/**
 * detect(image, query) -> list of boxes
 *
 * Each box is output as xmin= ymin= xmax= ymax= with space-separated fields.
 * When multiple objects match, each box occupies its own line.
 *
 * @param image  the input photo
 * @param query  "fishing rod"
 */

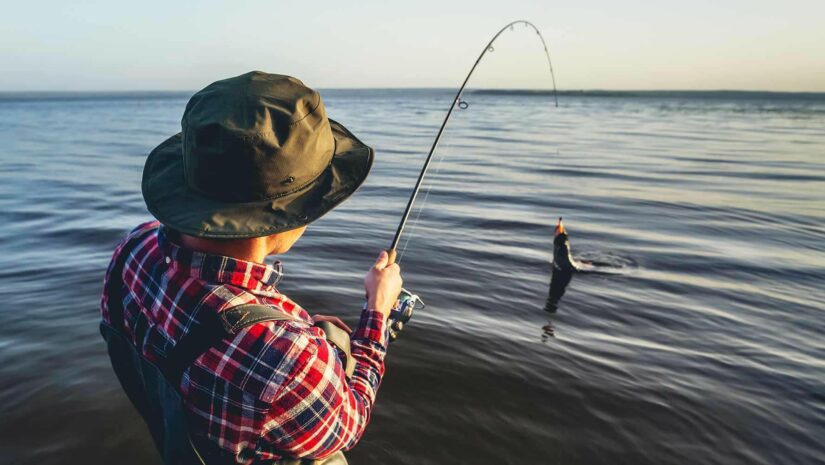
xmin=386 ymin=20 xmax=558 ymax=263
xmin=380 ymin=21 xmax=558 ymax=343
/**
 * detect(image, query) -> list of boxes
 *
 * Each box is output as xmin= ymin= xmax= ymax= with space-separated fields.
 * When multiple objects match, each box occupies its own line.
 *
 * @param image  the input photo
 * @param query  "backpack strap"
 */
xmin=313 ymin=321 xmax=355 ymax=379
xmin=220 ymin=304 xmax=300 ymax=334
xmin=162 ymin=304 xmax=301 ymax=386
xmin=163 ymin=305 xmax=356 ymax=384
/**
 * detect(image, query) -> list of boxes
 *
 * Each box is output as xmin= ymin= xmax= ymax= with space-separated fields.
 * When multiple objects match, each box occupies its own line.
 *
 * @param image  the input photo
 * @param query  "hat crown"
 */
xmin=181 ymin=71 xmax=334 ymax=202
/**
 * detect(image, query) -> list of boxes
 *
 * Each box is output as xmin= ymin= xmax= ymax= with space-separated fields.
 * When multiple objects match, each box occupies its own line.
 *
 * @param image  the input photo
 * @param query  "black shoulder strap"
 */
xmin=314 ymin=321 xmax=356 ymax=379
xmin=220 ymin=304 xmax=300 ymax=334
xmin=162 ymin=304 xmax=301 ymax=386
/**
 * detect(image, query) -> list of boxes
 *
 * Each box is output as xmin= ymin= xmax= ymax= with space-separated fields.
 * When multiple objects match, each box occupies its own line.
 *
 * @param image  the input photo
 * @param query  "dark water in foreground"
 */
xmin=1 ymin=89 xmax=823 ymax=464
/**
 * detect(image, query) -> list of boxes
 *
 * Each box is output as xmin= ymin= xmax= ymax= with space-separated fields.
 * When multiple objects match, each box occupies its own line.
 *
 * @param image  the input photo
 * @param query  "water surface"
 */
xmin=0 ymin=89 xmax=823 ymax=464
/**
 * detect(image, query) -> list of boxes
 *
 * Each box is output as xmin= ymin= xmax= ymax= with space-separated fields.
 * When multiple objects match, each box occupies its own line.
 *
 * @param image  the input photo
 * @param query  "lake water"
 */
xmin=0 ymin=89 xmax=823 ymax=464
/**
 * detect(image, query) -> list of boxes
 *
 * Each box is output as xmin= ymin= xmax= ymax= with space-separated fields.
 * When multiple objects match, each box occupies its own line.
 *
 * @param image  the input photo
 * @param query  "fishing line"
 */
xmin=396 ymin=131 xmax=454 ymax=264
xmin=387 ymin=20 xmax=558 ymax=262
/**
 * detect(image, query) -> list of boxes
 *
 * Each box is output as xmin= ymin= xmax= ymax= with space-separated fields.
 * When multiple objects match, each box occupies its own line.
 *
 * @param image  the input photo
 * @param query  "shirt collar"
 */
xmin=157 ymin=226 xmax=284 ymax=291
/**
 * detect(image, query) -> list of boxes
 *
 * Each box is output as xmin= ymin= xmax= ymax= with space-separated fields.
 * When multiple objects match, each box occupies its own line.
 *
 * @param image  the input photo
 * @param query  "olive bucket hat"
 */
xmin=142 ymin=71 xmax=374 ymax=238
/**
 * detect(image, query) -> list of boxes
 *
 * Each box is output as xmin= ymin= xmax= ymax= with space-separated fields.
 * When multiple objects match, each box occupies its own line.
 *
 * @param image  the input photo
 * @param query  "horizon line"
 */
xmin=2 ymin=87 xmax=825 ymax=95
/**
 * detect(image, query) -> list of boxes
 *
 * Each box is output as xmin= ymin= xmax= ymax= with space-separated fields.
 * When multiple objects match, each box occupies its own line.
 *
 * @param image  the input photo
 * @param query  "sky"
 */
xmin=1 ymin=0 xmax=823 ymax=92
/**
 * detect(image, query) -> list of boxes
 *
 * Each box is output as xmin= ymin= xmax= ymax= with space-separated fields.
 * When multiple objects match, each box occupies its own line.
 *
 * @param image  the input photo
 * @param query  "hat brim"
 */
xmin=142 ymin=119 xmax=374 ymax=238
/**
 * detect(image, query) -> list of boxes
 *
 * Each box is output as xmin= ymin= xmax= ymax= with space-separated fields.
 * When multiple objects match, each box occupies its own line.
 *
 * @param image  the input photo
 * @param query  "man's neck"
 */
xmin=177 ymin=233 xmax=270 ymax=264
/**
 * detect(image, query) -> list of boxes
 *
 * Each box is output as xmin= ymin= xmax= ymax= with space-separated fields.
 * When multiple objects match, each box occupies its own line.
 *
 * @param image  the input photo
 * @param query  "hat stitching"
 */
xmin=238 ymin=95 xmax=320 ymax=128
xmin=259 ymin=158 xmax=332 ymax=200
xmin=287 ymin=93 xmax=322 ymax=127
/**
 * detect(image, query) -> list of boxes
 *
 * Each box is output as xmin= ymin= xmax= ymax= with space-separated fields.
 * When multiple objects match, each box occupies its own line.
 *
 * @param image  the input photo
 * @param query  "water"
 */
xmin=1 ymin=89 xmax=823 ymax=465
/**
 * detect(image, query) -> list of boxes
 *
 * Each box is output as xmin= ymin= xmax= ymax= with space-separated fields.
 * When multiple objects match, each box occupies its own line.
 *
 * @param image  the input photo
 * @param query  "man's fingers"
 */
xmin=330 ymin=317 xmax=352 ymax=333
xmin=385 ymin=263 xmax=401 ymax=276
xmin=313 ymin=315 xmax=353 ymax=333
xmin=374 ymin=250 xmax=389 ymax=269
xmin=322 ymin=316 xmax=352 ymax=333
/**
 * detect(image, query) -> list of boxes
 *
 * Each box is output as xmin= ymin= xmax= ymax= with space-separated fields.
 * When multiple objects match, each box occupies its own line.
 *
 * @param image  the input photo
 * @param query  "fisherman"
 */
xmin=100 ymin=71 xmax=402 ymax=464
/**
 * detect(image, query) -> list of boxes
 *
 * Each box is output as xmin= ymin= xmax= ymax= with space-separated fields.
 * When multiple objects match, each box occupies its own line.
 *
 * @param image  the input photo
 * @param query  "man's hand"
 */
xmin=312 ymin=315 xmax=352 ymax=333
xmin=364 ymin=250 xmax=403 ymax=319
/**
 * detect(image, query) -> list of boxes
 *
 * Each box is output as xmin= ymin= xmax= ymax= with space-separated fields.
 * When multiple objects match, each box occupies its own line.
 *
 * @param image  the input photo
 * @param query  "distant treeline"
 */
xmin=0 ymin=91 xmax=192 ymax=103
xmin=468 ymin=89 xmax=825 ymax=100
xmin=3 ymin=89 xmax=825 ymax=103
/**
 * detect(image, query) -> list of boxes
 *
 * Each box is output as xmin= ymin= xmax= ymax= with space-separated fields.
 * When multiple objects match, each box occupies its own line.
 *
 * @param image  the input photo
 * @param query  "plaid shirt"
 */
xmin=100 ymin=221 xmax=389 ymax=462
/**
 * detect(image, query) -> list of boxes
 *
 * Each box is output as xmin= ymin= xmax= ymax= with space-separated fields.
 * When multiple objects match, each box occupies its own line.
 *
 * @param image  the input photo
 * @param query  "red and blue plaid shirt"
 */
xmin=100 ymin=221 xmax=389 ymax=462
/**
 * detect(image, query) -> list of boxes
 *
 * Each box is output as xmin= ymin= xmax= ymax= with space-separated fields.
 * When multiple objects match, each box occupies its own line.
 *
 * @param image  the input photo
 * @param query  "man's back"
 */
xmin=101 ymin=221 xmax=390 ymax=462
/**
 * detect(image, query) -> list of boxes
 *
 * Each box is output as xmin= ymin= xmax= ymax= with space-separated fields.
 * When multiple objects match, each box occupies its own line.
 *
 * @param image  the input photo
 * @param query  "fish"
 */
xmin=552 ymin=217 xmax=583 ymax=273
xmin=545 ymin=217 xmax=578 ymax=313
xmin=543 ymin=217 xmax=631 ymax=323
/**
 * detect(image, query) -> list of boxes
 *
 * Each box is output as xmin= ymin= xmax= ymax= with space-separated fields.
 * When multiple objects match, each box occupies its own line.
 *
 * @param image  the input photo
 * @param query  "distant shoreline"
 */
xmin=469 ymin=89 xmax=825 ymax=100
xmin=2 ymin=88 xmax=824 ymax=103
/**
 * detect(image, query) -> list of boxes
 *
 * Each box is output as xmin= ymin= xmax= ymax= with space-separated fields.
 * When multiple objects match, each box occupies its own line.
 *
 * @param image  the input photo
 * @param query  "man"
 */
xmin=100 ymin=71 xmax=402 ymax=463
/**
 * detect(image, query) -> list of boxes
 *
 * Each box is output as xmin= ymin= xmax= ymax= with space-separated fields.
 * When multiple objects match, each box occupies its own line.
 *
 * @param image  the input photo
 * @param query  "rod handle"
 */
xmin=386 ymin=249 xmax=397 ymax=265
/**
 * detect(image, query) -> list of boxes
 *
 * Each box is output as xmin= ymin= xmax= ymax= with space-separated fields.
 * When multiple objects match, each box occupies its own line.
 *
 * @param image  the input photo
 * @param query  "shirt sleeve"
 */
xmin=261 ymin=309 xmax=389 ymax=459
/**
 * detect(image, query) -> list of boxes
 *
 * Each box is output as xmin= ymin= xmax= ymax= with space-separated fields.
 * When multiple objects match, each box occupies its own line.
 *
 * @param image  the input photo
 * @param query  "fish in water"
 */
xmin=545 ymin=217 xmax=579 ymax=313
xmin=552 ymin=217 xmax=583 ymax=273
xmin=543 ymin=218 xmax=631 ymax=322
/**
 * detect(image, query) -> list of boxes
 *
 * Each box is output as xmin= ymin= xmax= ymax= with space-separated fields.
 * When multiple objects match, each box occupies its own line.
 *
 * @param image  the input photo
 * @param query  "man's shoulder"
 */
xmin=111 ymin=220 xmax=161 ymax=259
xmin=129 ymin=220 xmax=161 ymax=235
xmin=124 ymin=220 xmax=161 ymax=245
xmin=194 ymin=302 xmax=321 ymax=403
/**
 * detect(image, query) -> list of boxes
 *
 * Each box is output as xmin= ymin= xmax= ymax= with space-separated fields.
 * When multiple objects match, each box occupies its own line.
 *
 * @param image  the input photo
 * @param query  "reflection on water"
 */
xmin=541 ymin=320 xmax=556 ymax=341
xmin=545 ymin=267 xmax=574 ymax=314
xmin=1 ymin=90 xmax=824 ymax=465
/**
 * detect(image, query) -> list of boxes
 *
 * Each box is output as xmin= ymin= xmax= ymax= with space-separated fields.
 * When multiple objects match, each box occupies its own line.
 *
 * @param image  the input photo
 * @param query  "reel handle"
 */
xmin=386 ymin=288 xmax=424 ymax=343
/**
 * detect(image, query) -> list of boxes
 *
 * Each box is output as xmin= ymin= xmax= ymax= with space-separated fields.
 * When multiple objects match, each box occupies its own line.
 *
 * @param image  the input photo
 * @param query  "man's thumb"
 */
xmin=374 ymin=250 xmax=389 ymax=269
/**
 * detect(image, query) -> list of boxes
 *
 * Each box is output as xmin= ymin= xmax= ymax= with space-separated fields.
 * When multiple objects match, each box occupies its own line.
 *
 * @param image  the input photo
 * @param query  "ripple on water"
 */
xmin=1 ymin=90 xmax=824 ymax=464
